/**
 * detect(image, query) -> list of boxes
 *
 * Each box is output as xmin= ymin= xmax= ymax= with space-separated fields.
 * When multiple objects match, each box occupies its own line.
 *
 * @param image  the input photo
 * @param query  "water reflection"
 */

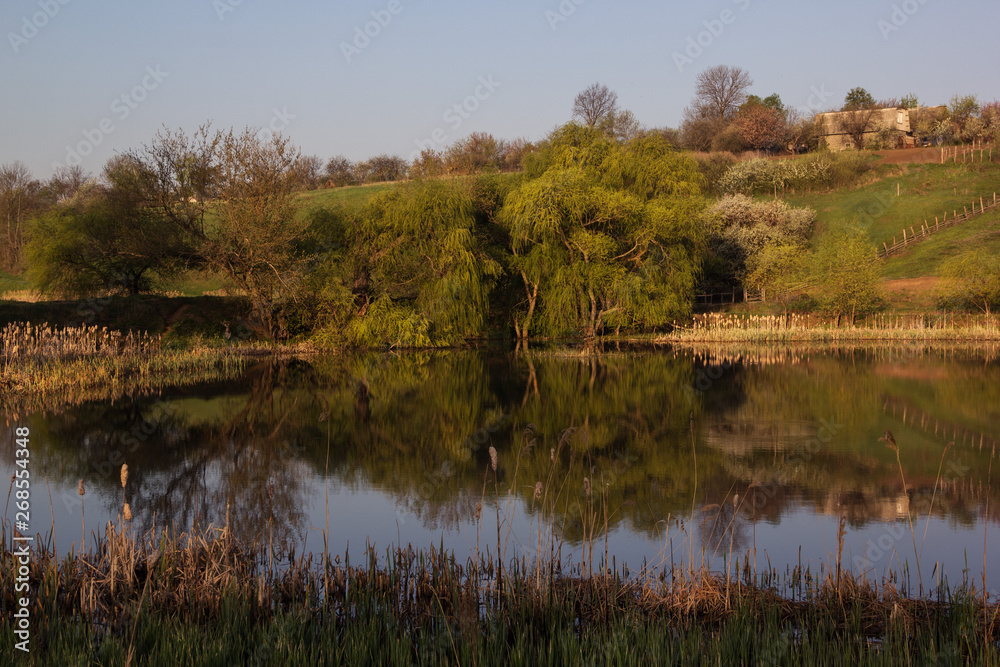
xmin=2 ymin=345 xmax=998 ymax=589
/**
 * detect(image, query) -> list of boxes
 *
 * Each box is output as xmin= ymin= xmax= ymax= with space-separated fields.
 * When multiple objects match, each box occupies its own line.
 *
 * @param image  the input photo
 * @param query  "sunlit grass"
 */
xmin=664 ymin=312 xmax=1000 ymax=343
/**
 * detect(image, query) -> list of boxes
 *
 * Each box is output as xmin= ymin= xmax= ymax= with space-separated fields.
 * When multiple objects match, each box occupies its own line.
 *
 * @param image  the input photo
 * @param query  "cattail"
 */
xmin=77 ymin=479 xmax=85 ymax=496
xmin=474 ymin=502 xmax=482 ymax=521
xmin=550 ymin=448 xmax=555 ymax=462
xmin=534 ymin=482 xmax=543 ymax=499
xmin=122 ymin=503 xmax=132 ymax=521
xmin=120 ymin=463 xmax=128 ymax=489
xmin=584 ymin=477 xmax=591 ymax=497
xmin=488 ymin=446 xmax=497 ymax=472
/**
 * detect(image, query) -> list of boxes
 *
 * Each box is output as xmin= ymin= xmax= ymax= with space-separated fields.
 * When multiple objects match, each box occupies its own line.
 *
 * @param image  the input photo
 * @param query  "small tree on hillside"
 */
xmin=939 ymin=249 xmax=1000 ymax=315
xmin=811 ymin=224 xmax=884 ymax=324
xmin=745 ymin=243 xmax=802 ymax=314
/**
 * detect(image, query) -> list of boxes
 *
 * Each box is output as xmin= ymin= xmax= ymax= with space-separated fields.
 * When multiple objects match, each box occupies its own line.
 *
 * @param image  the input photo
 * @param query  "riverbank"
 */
xmin=0 ymin=520 xmax=996 ymax=665
xmin=660 ymin=312 xmax=1000 ymax=344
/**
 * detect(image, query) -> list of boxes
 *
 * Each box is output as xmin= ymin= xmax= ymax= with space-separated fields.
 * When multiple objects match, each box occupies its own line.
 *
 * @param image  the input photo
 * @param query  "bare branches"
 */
xmin=572 ymin=83 xmax=619 ymax=128
xmin=693 ymin=65 xmax=753 ymax=121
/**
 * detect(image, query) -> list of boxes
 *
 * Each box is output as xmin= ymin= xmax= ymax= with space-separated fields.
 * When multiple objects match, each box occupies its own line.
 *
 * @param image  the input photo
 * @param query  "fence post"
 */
xmin=935 ymin=216 xmax=939 ymax=231
xmin=903 ymin=228 xmax=907 ymax=244
xmin=883 ymin=241 xmax=889 ymax=254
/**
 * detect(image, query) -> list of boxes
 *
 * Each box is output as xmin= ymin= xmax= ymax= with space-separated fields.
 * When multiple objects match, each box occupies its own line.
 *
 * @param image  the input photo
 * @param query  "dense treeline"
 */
xmin=5 ymin=72 xmax=1000 ymax=341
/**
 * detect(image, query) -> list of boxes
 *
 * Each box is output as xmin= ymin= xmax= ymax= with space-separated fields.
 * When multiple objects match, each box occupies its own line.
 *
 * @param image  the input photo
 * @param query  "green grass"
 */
xmin=0 ymin=270 xmax=29 ymax=295
xmin=295 ymin=181 xmax=399 ymax=211
xmin=783 ymin=161 xmax=1000 ymax=251
xmin=882 ymin=207 xmax=1000 ymax=279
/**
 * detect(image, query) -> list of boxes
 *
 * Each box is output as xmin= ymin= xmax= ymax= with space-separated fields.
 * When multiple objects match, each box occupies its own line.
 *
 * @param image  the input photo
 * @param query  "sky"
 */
xmin=2 ymin=0 xmax=999 ymax=179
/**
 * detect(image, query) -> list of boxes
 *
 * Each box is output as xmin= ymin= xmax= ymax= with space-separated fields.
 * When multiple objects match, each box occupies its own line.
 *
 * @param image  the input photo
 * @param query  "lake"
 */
xmin=3 ymin=344 xmax=999 ymax=596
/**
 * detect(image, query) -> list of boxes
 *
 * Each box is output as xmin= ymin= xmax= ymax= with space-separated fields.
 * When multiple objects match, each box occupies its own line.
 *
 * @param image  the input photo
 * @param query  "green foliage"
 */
xmin=938 ymin=248 xmax=1000 ymax=315
xmin=745 ymin=243 xmax=802 ymax=311
xmin=900 ymin=93 xmax=919 ymax=109
xmin=811 ymin=223 xmax=884 ymax=323
xmin=27 ymin=185 xmax=186 ymax=297
xmin=316 ymin=180 xmax=501 ymax=346
xmin=499 ymin=130 xmax=704 ymax=337
xmin=843 ymin=87 xmax=876 ymax=110
xmin=717 ymin=153 xmax=875 ymax=195
xmin=704 ymin=195 xmax=814 ymax=287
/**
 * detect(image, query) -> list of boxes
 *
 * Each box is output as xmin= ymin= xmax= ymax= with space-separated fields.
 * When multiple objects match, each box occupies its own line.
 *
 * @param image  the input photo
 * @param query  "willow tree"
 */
xmin=499 ymin=126 xmax=704 ymax=338
xmin=337 ymin=180 xmax=501 ymax=346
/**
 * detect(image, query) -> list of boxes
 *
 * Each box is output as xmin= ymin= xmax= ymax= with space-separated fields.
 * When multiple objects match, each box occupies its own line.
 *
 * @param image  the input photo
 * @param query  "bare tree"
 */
xmin=293 ymin=155 xmax=324 ymax=190
xmin=604 ymin=109 xmax=644 ymax=143
xmin=128 ymin=125 xmax=308 ymax=338
xmin=692 ymin=65 xmax=753 ymax=121
xmin=0 ymin=161 xmax=43 ymax=270
xmin=572 ymin=83 xmax=619 ymax=128
xmin=324 ymin=155 xmax=355 ymax=187
xmin=49 ymin=164 xmax=91 ymax=201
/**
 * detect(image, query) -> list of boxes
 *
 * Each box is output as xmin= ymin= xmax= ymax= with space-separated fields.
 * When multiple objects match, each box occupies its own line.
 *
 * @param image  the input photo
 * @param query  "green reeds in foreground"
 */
xmin=1 ymin=519 xmax=997 ymax=665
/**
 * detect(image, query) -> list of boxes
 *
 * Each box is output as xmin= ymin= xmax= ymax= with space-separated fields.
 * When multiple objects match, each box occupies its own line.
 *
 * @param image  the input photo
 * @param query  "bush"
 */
xmin=704 ymin=195 xmax=815 ymax=285
xmin=716 ymin=153 xmax=875 ymax=195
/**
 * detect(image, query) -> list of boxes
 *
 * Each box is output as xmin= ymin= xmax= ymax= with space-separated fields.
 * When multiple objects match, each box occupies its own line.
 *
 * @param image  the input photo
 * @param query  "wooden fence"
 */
xmin=877 ymin=191 xmax=999 ymax=258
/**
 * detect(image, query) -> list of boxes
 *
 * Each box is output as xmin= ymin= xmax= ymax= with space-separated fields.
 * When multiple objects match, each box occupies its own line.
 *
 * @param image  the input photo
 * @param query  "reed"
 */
xmin=1 ymin=518 xmax=997 ymax=665
xmin=663 ymin=312 xmax=1000 ymax=344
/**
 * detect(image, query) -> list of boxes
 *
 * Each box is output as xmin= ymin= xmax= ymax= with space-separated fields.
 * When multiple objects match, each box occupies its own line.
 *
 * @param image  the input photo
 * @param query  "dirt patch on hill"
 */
xmin=882 ymin=277 xmax=943 ymax=294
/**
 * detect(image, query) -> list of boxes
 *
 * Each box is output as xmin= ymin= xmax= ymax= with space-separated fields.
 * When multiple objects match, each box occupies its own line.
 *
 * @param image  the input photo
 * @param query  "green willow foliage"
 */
xmin=306 ymin=125 xmax=708 ymax=345
xmin=313 ymin=180 xmax=501 ymax=347
xmin=499 ymin=125 xmax=705 ymax=338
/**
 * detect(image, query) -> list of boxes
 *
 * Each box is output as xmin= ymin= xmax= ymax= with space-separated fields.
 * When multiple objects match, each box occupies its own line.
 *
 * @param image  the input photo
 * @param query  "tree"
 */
xmin=837 ymin=87 xmax=880 ymax=150
xmin=0 ymin=161 xmax=44 ymax=271
xmin=843 ymin=87 xmax=876 ymax=110
xmin=128 ymin=125 xmax=309 ymax=338
xmin=293 ymin=155 xmax=324 ymax=190
xmin=745 ymin=243 xmax=801 ymax=314
xmin=324 ymin=155 xmax=355 ymax=187
xmin=948 ymin=94 xmax=981 ymax=141
xmin=361 ymin=154 xmax=408 ymax=183
xmin=692 ymin=65 xmax=753 ymax=121
xmin=410 ymin=148 xmax=446 ymax=179
xmin=939 ymin=249 xmax=1000 ymax=315
xmin=572 ymin=83 xmax=619 ymax=128
xmin=498 ymin=127 xmax=703 ymax=339
xmin=811 ymin=224 xmax=883 ymax=324
xmin=48 ymin=165 xmax=91 ymax=201
xmin=602 ymin=109 xmax=644 ymax=143
xmin=27 ymin=157 xmax=187 ymax=297
xmin=734 ymin=103 xmax=786 ymax=151
xmin=444 ymin=132 xmax=503 ymax=174
xmin=900 ymin=93 xmax=919 ymax=109
xmin=338 ymin=180 xmax=502 ymax=345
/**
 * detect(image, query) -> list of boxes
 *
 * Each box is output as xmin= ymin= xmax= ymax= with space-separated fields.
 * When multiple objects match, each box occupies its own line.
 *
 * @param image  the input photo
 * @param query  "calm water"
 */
xmin=3 ymin=345 xmax=999 ymax=595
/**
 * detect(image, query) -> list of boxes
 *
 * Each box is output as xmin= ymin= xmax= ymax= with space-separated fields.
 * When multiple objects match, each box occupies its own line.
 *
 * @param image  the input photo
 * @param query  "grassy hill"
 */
xmin=782 ymin=160 xmax=1000 ymax=252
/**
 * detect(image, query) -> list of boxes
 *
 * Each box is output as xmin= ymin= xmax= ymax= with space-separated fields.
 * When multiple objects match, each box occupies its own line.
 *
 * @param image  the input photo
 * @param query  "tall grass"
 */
xmin=0 ymin=322 xmax=252 ymax=414
xmin=664 ymin=312 xmax=1000 ymax=343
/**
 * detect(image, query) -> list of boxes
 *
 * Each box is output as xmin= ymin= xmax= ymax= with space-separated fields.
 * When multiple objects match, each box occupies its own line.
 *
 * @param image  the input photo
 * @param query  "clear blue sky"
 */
xmin=2 ymin=0 xmax=998 ymax=178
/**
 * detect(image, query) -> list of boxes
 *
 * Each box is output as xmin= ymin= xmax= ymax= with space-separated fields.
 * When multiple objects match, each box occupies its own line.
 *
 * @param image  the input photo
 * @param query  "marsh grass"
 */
xmin=665 ymin=312 xmax=1000 ymax=344
xmin=0 ymin=321 xmax=262 ymax=414
xmin=2 ymin=513 xmax=998 ymax=665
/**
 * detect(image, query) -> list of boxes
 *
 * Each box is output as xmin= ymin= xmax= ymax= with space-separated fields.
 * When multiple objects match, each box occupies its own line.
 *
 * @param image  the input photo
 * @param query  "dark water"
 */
xmin=3 ymin=345 xmax=999 ymax=595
